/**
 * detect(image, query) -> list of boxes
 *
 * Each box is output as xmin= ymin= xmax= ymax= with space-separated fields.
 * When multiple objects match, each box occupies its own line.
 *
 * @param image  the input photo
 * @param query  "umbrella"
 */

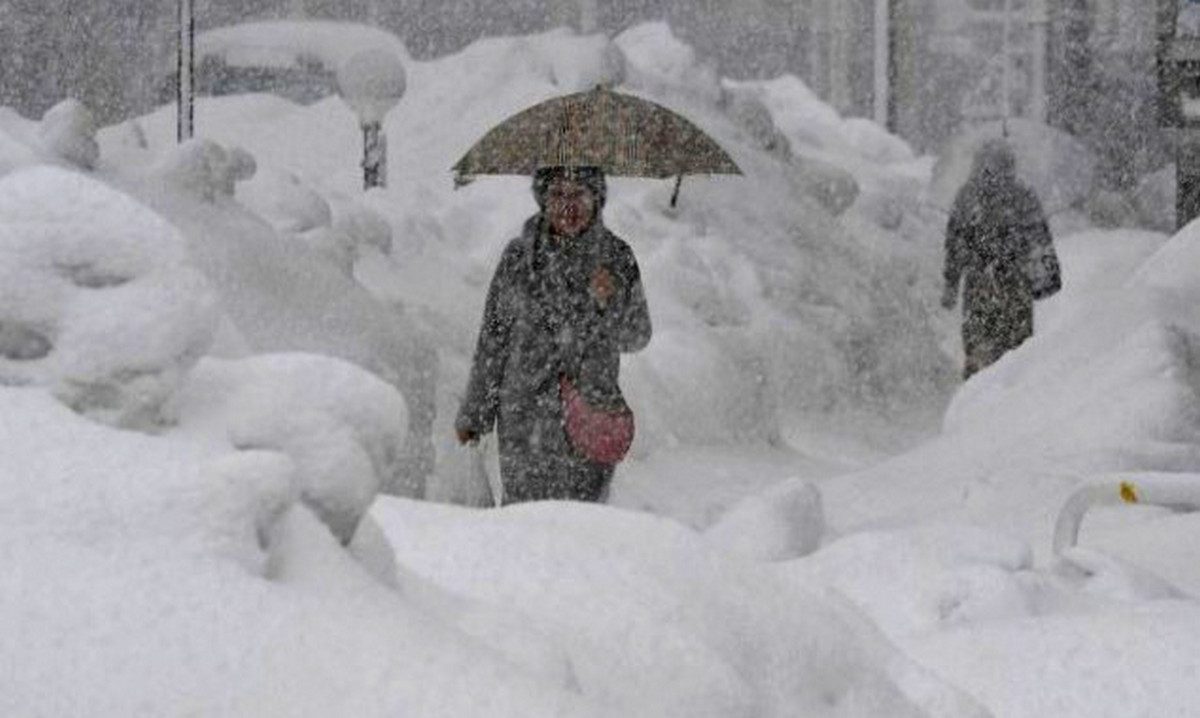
xmin=453 ymin=86 xmax=741 ymax=203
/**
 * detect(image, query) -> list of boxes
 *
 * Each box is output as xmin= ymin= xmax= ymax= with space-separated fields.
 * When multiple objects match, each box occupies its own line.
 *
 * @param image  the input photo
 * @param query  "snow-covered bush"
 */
xmin=332 ymin=194 xmax=393 ymax=255
xmin=154 ymin=138 xmax=257 ymax=202
xmin=38 ymin=99 xmax=99 ymax=170
xmin=235 ymin=165 xmax=360 ymax=270
xmin=137 ymin=162 xmax=437 ymax=495
xmin=234 ymin=167 xmax=395 ymax=274
xmin=0 ymin=166 xmax=218 ymax=428
xmin=176 ymin=354 xmax=408 ymax=544
xmin=236 ymin=164 xmax=332 ymax=233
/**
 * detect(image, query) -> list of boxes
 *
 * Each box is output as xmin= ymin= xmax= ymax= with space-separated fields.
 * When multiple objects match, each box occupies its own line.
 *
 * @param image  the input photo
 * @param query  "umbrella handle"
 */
xmin=670 ymin=174 xmax=683 ymax=208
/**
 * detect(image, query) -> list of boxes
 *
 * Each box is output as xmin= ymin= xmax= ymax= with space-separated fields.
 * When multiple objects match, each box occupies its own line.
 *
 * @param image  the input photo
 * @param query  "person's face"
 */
xmin=545 ymin=178 xmax=596 ymax=238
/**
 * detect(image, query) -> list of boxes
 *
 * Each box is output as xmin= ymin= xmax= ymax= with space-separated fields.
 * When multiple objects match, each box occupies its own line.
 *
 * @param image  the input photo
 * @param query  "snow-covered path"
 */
xmin=613 ymin=444 xmax=850 ymax=529
xmin=611 ymin=400 xmax=948 ymax=530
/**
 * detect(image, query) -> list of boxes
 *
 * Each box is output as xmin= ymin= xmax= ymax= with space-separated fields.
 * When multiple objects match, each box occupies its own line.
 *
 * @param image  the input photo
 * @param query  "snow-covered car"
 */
xmin=161 ymin=20 xmax=409 ymax=105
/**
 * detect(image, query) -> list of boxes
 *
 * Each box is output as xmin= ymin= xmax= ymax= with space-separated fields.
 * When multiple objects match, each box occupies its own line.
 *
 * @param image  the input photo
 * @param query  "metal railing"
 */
xmin=1052 ymin=473 xmax=1200 ymax=555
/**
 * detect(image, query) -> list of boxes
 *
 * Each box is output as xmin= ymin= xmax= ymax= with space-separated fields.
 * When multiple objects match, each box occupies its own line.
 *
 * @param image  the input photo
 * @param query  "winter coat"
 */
xmin=456 ymin=215 xmax=652 ymax=502
xmin=944 ymin=145 xmax=1057 ymax=378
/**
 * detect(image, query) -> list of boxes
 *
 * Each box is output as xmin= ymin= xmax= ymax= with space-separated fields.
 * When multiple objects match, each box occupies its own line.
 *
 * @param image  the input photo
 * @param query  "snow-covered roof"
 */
xmin=197 ymin=20 xmax=409 ymax=72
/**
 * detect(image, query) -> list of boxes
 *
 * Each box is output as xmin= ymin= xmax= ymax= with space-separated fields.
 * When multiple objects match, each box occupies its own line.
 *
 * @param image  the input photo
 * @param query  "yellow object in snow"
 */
xmin=1119 ymin=481 xmax=1139 ymax=504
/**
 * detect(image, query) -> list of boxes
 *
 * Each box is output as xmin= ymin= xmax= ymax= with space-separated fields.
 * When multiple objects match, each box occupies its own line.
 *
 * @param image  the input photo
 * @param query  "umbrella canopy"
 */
xmin=453 ymin=86 xmax=741 ymax=180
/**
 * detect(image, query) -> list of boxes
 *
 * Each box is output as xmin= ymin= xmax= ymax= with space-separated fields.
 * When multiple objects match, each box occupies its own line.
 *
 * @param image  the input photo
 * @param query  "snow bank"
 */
xmin=705 ymin=477 xmax=825 ymax=561
xmin=736 ymin=217 xmax=1200 ymax=715
xmin=38 ymin=99 xmax=100 ymax=170
xmin=123 ymin=138 xmax=438 ymax=496
xmin=910 ymin=601 xmax=1200 ymax=718
xmin=2 ymin=100 xmax=104 ymax=176
xmin=0 ymin=120 xmax=38 ymax=176
xmin=2 ymin=99 xmax=105 ymax=174
xmin=0 ymin=166 xmax=218 ymax=428
xmin=725 ymin=75 xmax=913 ymax=167
xmin=787 ymin=525 xmax=1037 ymax=640
xmin=812 ymin=221 xmax=1181 ymax=537
xmin=374 ymin=497 xmax=988 ymax=717
xmin=0 ymin=388 xmax=599 ymax=717
xmin=616 ymin=21 xmax=723 ymax=105
xmin=174 ymin=354 xmax=409 ymax=544
xmin=236 ymin=163 xmax=332 ymax=232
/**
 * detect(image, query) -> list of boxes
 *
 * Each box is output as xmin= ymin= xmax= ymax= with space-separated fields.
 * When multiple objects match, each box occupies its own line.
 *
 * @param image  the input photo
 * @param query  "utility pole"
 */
xmin=828 ymin=1 xmax=853 ymax=112
xmin=177 ymin=0 xmax=194 ymax=143
xmin=874 ymin=0 xmax=891 ymax=129
xmin=1002 ymin=0 xmax=1014 ymax=123
xmin=1030 ymin=0 xmax=1049 ymax=122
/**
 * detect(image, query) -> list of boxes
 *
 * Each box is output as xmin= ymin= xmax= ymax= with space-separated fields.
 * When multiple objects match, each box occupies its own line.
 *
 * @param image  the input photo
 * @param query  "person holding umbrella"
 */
xmin=451 ymin=87 xmax=741 ymax=504
xmin=455 ymin=163 xmax=651 ymax=503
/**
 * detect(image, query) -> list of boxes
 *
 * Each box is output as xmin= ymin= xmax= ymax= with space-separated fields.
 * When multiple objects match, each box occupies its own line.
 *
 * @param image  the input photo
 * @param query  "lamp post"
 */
xmin=337 ymin=50 xmax=406 ymax=190
xmin=177 ymin=0 xmax=194 ymax=142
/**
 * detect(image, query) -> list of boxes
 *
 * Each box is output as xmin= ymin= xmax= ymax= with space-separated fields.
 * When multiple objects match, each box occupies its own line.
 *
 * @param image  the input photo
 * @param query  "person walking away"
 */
xmin=942 ymin=139 xmax=1060 ymax=379
xmin=456 ymin=165 xmax=652 ymax=503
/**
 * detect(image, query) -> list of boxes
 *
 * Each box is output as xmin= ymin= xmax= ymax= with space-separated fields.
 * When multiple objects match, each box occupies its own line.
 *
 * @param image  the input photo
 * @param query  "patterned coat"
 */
xmin=457 ymin=215 xmax=652 ymax=502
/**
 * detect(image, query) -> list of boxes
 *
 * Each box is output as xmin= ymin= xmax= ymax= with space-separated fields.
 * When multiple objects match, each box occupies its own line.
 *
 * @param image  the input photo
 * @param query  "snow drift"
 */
xmin=0 ymin=166 xmax=218 ymax=428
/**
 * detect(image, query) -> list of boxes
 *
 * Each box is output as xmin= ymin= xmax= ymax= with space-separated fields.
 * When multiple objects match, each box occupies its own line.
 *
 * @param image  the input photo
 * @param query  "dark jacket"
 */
xmin=457 ymin=215 xmax=651 ymax=501
xmin=944 ymin=143 xmax=1058 ymax=377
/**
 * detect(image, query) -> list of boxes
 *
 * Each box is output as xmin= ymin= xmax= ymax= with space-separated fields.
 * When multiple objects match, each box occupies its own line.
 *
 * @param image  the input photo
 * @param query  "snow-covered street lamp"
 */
xmin=337 ymin=50 xmax=406 ymax=190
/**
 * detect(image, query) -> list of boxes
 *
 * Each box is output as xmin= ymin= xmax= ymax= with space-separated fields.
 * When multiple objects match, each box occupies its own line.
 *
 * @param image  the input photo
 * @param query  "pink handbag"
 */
xmin=560 ymin=375 xmax=635 ymax=465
